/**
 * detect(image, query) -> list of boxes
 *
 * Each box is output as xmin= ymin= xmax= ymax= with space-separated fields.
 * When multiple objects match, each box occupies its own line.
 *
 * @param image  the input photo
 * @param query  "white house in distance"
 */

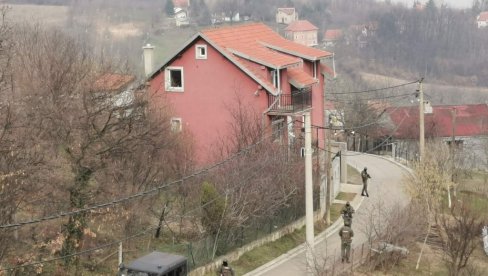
xmin=477 ymin=11 xmax=488 ymax=28
xmin=284 ymin=20 xmax=318 ymax=47
xmin=276 ymin=8 xmax=298 ymax=24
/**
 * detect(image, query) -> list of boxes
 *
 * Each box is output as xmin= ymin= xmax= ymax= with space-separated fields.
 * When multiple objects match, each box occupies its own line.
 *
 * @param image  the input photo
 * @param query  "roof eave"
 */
xmin=147 ymin=33 xmax=201 ymax=80
xmin=228 ymin=49 xmax=300 ymax=70
xmin=260 ymin=42 xmax=332 ymax=61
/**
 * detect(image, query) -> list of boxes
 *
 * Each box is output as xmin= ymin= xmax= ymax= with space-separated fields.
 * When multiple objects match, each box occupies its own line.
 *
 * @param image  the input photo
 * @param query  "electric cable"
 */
xmin=0 ymin=121 xmax=295 ymax=229
xmin=0 ymin=160 xmax=273 ymax=271
xmin=328 ymin=80 xmax=420 ymax=95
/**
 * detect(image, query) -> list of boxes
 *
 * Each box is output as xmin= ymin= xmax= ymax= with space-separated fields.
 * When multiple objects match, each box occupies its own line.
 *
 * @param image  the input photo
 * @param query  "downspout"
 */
xmin=261 ymin=67 xmax=282 ymax=134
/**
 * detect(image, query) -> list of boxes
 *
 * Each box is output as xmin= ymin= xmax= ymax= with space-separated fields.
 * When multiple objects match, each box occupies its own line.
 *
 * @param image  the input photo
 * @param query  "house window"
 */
xmin=195 ymin=44 xmax=207 ymax=59
xmin=171 ymin=118 xmax=182 ymax=132
xmin=165 ymin=67 xmax=184 ymax=92
xmin=270 ymin=69 xmax=279 ymax=87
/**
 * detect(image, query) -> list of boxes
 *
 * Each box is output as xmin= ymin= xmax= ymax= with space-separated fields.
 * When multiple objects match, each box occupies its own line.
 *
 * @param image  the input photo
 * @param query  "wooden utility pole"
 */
xmin=418 ymin=78 xmax=425 ymax=161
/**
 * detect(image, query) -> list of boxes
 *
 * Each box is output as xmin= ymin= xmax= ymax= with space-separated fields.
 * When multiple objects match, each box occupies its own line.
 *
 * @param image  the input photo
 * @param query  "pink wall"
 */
xmin=149 ymin=36 xmax=327 ymax=164
xmin=149 ymin=38 xmax=269 ymax=164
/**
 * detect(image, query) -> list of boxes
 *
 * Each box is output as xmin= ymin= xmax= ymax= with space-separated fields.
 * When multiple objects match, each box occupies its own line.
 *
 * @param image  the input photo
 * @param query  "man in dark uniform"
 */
xmin=339 ymin=222 xmax=354 ymax=263
xmin=361 ymin=167 xmax=371 ymax=197
xmin=341 ymin=201 xmax=355 ymax=226
xmin=219 ymin=259 xmax=235 ymax=276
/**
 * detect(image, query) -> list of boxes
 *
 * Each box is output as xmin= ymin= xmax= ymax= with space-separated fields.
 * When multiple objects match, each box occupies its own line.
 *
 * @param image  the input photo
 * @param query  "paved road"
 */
xmin=246 ymin=154 xmax=411 ymax=276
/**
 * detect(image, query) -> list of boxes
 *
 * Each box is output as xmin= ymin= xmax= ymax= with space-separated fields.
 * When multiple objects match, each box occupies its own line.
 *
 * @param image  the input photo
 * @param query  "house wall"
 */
xmin=478 ymin=20 xmax=488 ymax=28
xmin=276 ymin=11 xmax=296 ymax=24
xmin=149 ymin=38 xmax=269 ymax=164
xmin=285 ymin=30 xmax=318 ymax=47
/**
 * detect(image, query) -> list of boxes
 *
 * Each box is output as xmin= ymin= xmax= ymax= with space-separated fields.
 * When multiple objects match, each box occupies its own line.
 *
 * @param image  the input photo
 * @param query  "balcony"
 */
xmin=267 ymin=88 xmax=312 ymax=114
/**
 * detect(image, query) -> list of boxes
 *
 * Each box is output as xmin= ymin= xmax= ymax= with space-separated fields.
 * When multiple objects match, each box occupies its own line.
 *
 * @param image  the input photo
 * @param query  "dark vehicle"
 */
xmin=118 ymin=251 xmax=187 ymax=276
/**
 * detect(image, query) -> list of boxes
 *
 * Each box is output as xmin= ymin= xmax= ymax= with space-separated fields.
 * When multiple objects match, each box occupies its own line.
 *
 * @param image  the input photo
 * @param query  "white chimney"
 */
xmin=143 ymin=44 xmax=155 ymax=77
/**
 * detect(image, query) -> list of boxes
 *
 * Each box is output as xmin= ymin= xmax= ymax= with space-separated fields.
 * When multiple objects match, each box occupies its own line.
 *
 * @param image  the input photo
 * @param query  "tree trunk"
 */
xmin=61 ymin=166 xmax=93 ymax=266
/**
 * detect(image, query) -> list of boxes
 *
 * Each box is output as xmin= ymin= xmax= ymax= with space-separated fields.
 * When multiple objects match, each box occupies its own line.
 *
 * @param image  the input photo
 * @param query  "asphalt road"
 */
xmin=246 ymin=153 xmax=411 ymax=276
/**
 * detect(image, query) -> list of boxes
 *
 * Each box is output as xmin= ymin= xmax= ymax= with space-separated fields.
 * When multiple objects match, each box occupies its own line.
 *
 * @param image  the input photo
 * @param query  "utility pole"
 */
xmin=325 ymin=127 xmax=332 ymax=224
xmin=304 ymin=112 xmax=314 ymax=273
xmin=418 ymin=78 xmax=425 ymax=161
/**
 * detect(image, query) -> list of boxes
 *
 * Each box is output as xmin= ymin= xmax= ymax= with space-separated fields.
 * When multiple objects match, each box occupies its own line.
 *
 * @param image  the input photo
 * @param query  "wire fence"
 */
xmin=152 ymin=192 xmax=323 ymax=271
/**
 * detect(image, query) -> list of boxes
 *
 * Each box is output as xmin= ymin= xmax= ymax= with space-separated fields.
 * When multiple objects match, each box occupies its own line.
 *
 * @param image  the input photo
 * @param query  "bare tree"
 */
xmin=10 ymin=24 xmax=185 ymax=268
xmin=435 ymin=202 xmax=485 ymax=276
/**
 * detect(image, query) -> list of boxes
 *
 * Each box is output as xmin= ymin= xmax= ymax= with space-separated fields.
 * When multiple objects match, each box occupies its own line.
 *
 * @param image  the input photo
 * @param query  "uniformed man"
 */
xmin=341 ymin=201 xmax=355 ymax=226
xmin=339 ymin=223 xmax=354 ymax=263
xmin=361 ymin=167 xmax=371 ymax=197
xmin=219 ymin=259 xmax=235 ymax=276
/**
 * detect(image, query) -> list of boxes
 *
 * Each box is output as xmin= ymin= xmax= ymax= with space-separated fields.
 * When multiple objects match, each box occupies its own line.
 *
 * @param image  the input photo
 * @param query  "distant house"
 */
xmin=145 ymin=23 xmax=333 ymax=163
xmin=378 ymin=104 xmax=488 ymax=168
xmin=413 ymin=1 xmax=425 ymax=10
xmin=323 ymin=29 xmax=343 ymax=47
xmin=477 ymin=11 xmax=488 ymax=28
xmin=174 ymin=7 xmax=190 ymax=27
xmin=284 ymin=20 xmax=318 ymax=47
xmin=276 ymin=8 xmax=298 ymax=24
xmin=172 ymin=0 xmax=190 ymax=27
xmin=93 ymin=73 xmax=137 ymax=117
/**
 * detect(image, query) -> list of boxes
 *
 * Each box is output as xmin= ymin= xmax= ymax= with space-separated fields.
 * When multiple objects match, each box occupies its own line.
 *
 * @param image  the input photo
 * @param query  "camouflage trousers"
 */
xmin=341 ymin=242 xmax=352 ymax=262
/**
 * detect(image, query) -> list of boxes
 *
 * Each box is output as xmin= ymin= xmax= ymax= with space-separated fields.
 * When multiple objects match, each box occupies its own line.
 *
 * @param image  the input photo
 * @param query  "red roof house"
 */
xmin=477 ymin=11 xmax=488 ymax=28
xmin=147 ymin=23 xmax=332 ymax=163
xmin=284 ymin=20 xmax=319 ymax=47
xmin=276 ymin=8 xmax=298 ymax=24
xmin=383 ymin=104 xmax=488 ymax=140
xmin=323 ymin=29 xmax=343 ymax=46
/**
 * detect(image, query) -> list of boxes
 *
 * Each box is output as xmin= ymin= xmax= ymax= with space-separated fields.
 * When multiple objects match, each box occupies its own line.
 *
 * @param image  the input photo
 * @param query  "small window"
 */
xmin=165 ymin=67 xmax=184 ymax=92
xmin=195 ymin=44 xmax=207 ymax=59
xmin=171 ymin=118 xmax=182 ymax=132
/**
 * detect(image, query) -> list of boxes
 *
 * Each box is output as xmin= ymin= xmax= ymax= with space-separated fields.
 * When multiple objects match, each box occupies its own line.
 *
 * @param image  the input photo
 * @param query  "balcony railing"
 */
xmin=267 ymin=89 xmax=312 ymax=114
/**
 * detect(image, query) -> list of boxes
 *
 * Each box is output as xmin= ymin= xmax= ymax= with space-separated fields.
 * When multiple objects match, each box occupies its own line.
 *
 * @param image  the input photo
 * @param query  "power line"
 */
xmin=0 ymin=121 xmax=294 ymax=229
xmin=328 ymin=80 xmax=419 ymax=95
xmin=0 ymin=162 xmax=272 ymax=271
xmin=328 ymin=93 xmax=414 ymax=103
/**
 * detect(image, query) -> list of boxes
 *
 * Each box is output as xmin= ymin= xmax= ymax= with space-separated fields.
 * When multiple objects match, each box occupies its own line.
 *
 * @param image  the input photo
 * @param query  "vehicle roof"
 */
xmin=126 ymin=251 xmax=186 ymax=274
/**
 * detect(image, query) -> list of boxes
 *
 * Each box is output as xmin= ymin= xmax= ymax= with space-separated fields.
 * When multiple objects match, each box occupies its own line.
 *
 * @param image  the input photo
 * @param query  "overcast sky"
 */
xmin=384 ymin=0 xmax=474 ymax=9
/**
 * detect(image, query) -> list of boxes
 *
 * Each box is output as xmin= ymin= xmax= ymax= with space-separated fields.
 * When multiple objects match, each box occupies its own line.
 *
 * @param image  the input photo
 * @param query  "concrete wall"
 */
xmin=189 ymin=211 xmax=324 ymax=276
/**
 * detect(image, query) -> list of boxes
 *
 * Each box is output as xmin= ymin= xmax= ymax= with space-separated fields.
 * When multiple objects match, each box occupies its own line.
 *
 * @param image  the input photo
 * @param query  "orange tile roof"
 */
xmin=172 ymin=0 xmax=189 ymax=8
xmin=150 ymin=23 xmax=332 ymax=95
xmin=277 ymin=8 xmax=296 ymax=16
xmin=284 ymin=20 xmax=318 ymax=32
xmin=478 ymin=11 xmax=488 ymax=21
xmin=324 ymin=29 xmax=343 ymax=41
xmin=287 ymin=68 xmax=318 ymax=88
xmin=93 ymin=73 xmax=135 ymax=92
xmin=202 ymin=23 xmax=302 ymax=68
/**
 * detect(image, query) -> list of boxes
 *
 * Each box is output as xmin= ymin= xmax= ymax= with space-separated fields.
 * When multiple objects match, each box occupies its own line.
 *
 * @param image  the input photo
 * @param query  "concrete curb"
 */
xmin=244 ymin=153 xmax=411 ymax=276
xmin=244 ymin=173 xmax=366 ymax=276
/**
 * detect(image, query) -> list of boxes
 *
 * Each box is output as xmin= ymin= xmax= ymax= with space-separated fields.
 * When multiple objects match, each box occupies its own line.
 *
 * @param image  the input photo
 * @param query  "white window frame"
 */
xmin=171 ymin=118 xmax=182 ymax=132
xmin=165 ymin=67 xmax=184 ymax=92
xmin=195 ymin=44 xmax=207 ymax=59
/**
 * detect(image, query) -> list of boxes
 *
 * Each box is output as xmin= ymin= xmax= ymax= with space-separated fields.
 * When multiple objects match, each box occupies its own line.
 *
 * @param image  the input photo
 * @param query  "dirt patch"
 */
xmin=105 ymin=22 xmax=143 ymax=39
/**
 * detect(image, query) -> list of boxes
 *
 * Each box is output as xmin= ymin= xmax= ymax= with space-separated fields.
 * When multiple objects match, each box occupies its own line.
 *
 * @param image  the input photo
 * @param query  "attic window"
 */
xmin=165 ymin=67 xmax=184 ymax=92
xmin=196 ymin=45 xmax=207 ymax=59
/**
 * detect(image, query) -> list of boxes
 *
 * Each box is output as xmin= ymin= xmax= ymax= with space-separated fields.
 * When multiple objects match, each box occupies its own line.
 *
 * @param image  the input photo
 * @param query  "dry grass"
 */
xmin=7 ymin=4 xmax=69 ymax=27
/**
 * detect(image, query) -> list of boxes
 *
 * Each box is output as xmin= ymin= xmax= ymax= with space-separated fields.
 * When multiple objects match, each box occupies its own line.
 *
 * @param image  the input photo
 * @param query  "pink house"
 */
xmin=147 ymin=23 xmax=332 ymax=163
